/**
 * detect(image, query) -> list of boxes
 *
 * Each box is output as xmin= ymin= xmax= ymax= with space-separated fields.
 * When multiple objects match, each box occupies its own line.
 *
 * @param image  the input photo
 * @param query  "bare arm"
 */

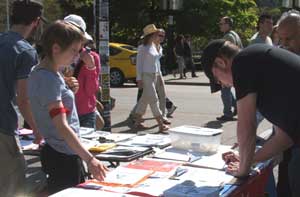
xmin=253 ymin=125 xmax=293 ymax=163
xmin=16 ymin=79 xmax=43 ymax=144
xmin=49 ymin=101 xmax=108 ymax=181
xmin=228 ymin=93 xmax=257 ymax=177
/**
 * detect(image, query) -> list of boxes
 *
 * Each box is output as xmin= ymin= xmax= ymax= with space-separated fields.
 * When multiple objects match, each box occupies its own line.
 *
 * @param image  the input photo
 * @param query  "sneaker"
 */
xmin=167 ymin=105 xmax=177 ymax=117
xmin=216 ymin=115 xmax=236 ymax=121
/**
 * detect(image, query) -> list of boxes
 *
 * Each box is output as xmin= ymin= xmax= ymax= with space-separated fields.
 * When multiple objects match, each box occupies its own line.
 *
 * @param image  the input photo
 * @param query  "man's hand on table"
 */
xmin=222 ymin=151 xmax=250 ymax=178
xmin=222 ymin=151 xmax=240 ymax=163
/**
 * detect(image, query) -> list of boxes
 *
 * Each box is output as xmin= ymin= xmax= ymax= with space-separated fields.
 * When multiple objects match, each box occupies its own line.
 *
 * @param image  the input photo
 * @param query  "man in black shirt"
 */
xmin=201 ymin=39 xmax=300 ymax=194
xmin=275 ymin=10 xmax=300 ymax=196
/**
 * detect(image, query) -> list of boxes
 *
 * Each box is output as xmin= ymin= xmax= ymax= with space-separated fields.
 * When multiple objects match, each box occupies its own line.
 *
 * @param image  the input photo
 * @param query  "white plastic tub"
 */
xmin=169 ymin=125 xmax=223 ymax=154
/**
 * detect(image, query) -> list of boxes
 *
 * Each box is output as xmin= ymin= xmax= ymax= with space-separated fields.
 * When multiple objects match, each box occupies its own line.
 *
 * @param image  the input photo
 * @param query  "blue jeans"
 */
xmin=221 ymin=87 xmax=236 ymax=117
xmin=79 ymin=111 xmax=96 ymax=129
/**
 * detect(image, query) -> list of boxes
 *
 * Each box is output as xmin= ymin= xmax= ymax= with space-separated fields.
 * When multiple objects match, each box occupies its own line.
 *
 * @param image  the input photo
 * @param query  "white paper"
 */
xmin=80 ymin=138 xmax=99 ymax=149
xmin=103 ymin=133 xmax=136 ymax=142
xmin=129 ymin=178 xmax=179 ymax=196
xmin=175 ymin=166 xmax=233 ymax=186
xmin=190 ymin=145 xmax=232 ymax=170
xmin=153 ymin=147 xmax=202 ymax=162
xmin=163 ymin=166 xmax=233 ymax=197
xmin=118 ymin=134 xmax=171 ymax=147
xmin=50 ymin=188 xmax=135 ymax=197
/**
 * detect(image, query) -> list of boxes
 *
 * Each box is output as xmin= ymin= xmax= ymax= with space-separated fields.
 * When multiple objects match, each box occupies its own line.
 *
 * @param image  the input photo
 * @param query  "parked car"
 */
xmin=109 ymin=42 xmax=137 ymax=86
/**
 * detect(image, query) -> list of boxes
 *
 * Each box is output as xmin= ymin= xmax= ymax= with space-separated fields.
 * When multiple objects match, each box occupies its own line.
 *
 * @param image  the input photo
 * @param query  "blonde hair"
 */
xmin=41 ymin=20 xmax=85 ymax=59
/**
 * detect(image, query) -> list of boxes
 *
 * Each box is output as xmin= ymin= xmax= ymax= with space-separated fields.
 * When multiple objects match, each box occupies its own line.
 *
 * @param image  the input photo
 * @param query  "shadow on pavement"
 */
xmin=202 ymin=120 xmax=223 ymax=129
xmin=111 ymin=117 xmax=158 ymax=134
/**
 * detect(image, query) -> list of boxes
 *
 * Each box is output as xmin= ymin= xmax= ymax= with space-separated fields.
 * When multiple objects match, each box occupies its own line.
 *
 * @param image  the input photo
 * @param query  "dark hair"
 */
xmin=41 ymin=20 xmax=85 ymax=60
xmin=217 ymin=41 xmax=239 ymax=59
xmin=175 ymin=34 xmax=184 ymax=44
xmin=142 ymin=33 xmax=155 ymax=45
xmin=11 ymin=0 xmax=43 ymax=25
xmin=223 ymin=16 xmax=233 ymax=27
xmin=257 ymin=13 xmax=272 ymax=30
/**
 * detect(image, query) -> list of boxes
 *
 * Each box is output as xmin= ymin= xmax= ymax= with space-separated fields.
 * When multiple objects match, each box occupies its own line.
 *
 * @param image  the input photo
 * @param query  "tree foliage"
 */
xmin=0 ymin=0 xmax=280 ymax=49
xmin=175 ymin=0 xmax=258 ymax=48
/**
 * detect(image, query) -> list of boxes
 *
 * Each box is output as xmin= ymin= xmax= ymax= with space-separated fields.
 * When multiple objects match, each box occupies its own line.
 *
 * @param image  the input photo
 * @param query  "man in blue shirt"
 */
xmin=0 ymin=1 xmax=43 ymax=196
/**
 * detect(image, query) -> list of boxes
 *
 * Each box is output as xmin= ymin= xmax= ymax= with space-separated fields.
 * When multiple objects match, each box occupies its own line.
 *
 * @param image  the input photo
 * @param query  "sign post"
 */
xmin=97 ymin=0 xmax=111 ymax=131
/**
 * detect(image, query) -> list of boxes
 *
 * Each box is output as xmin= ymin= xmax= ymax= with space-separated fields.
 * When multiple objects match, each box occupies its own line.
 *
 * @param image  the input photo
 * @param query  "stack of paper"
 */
xmin=118 ymin=134 xmax=171 ymax=148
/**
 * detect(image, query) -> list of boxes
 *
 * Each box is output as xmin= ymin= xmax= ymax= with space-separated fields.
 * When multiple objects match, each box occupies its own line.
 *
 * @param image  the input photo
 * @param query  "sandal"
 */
xmin=163 ymin=118 xmax=171 ymax=125
xmin=134 ymin=123 xmax=148 ymax=129
xmin=159 ymin=124 xmax=169 ymax=134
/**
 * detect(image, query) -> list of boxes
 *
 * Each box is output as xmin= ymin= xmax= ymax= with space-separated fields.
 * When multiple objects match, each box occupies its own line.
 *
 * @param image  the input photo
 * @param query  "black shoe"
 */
xmin=216 ymin=115 xmax=236 ymax=121
xmin=192 ymin=74 xmax=198 ymax=78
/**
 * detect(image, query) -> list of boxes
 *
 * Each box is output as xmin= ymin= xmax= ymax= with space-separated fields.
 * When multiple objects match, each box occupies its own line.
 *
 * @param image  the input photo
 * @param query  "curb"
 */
xmin=164 ymin=80 xmax=210 ymax=86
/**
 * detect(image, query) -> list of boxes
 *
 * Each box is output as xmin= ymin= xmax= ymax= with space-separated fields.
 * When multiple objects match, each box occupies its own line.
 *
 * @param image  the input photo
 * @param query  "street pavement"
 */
xmin=25 ymin=70 xmax=273 ymax=195
xmin=110 ymin=71 xmax=272 ymax=145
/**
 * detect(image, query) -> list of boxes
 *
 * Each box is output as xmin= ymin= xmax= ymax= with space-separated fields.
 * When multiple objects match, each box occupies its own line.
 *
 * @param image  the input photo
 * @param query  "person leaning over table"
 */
xmin=201 ymin=39 xmax=300 ymax=196
xmin=275 ymin=10 xmax=300 ymax=197
xmin=28 ymin=20 xmax=108 ymax=195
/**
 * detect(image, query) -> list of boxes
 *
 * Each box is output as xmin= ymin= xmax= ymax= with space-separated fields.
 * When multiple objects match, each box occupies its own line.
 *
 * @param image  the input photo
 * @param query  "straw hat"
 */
xmin=141 ymin=24 xmax=159 ymax=38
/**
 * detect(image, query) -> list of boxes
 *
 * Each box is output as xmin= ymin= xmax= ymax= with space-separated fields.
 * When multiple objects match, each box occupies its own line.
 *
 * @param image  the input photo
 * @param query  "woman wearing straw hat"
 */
xmin=134 ymin=24 xmax=169 ymax=133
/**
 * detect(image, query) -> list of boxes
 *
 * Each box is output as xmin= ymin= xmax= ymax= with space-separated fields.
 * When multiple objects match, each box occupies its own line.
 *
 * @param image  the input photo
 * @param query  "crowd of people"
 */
xmin=2 ymin=0 xmax=300 ymax=196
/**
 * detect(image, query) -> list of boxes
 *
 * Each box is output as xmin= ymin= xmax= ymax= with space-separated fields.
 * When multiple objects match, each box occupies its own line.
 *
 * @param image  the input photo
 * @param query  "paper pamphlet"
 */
xmin=100 ymin=166 xmax=154 ymax=187
xmin=125 ymin=159 xmax=181 ymax=172
xmin=187 ymin=145 xmax=232 ymax=170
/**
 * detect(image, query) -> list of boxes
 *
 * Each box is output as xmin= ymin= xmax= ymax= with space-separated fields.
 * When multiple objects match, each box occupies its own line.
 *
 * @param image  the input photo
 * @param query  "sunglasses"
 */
xmin=158 ymin=34 xmax=165 ymax=37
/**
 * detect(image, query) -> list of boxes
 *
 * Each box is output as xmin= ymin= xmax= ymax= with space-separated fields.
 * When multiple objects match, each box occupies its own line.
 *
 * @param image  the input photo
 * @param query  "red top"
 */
xmin=75 ymin=51 xmax=101 ymax=115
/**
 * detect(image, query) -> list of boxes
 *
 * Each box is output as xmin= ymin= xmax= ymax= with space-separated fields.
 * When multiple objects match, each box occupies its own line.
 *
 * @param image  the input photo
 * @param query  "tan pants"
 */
xmin=156 ymin=75 xmax=166 ymax=118
xmin=0 ymin=132 xmax=26 ymax=197
xmin=136 ymin=73 xmax=162 ymax=117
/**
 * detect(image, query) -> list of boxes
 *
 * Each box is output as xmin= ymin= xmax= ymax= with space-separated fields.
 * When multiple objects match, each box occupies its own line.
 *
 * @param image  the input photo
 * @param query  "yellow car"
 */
xmin=109 ymin=42 xmax=137 ymax=86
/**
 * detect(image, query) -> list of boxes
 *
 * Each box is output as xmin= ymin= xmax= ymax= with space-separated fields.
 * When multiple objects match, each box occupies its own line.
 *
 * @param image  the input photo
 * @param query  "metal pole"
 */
xmin=98 ymin=0 xmax=111 ymax=131
xmin=6 ymin=0 xmax=10 ymax=30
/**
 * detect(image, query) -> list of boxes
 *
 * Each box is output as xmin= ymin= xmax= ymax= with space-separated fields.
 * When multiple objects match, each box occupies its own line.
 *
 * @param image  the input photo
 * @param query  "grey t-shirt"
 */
xmin=28 ymin=67 xmax=80 ymax=155
xmin=0 ymin=31 xmax=38 ymax=135
xmin=249 ymin=32 xmax=273 ymax=46
xmin=223 ymin=30 xmax=244 ymax=49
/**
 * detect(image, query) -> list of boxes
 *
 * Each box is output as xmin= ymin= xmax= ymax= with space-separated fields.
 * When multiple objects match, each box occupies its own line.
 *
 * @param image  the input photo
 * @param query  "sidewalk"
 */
xmin=163 ymin=71 xmax=210 ymax=86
